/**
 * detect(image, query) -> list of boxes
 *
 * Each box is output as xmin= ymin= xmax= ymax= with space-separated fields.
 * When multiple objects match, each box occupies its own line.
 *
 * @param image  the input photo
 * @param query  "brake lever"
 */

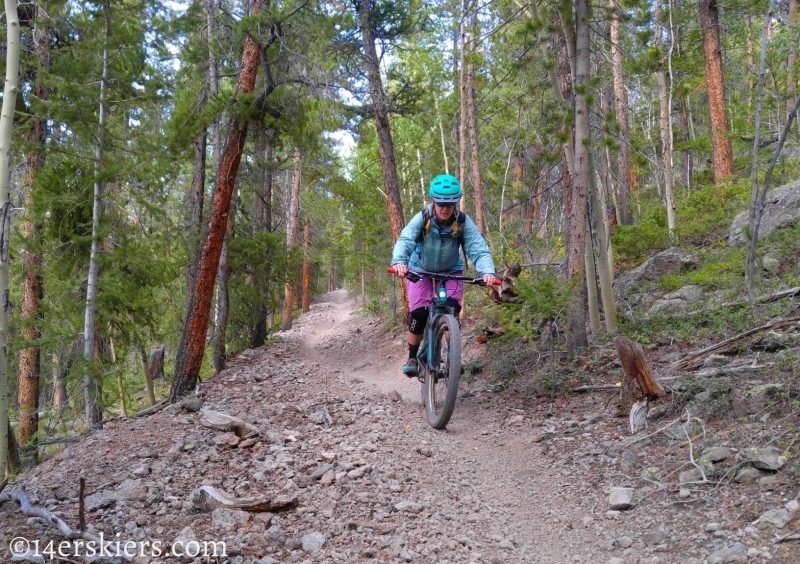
xmin=406 ymin=272 xmax=421 ymax=283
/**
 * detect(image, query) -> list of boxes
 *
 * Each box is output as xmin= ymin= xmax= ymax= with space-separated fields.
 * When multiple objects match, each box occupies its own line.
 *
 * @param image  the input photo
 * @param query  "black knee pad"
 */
xmin=408 ymin=307 xmax=428 ymax=335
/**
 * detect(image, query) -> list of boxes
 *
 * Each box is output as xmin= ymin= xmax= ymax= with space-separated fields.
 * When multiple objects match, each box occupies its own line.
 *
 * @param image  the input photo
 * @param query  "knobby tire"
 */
xmin=424 ymin=314 xmax=461 ymax=429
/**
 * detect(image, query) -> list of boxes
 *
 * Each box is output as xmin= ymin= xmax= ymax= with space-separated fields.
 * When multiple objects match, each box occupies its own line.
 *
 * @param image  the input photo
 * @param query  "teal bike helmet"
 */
xmin=429 ymin=174 xmax=462 ymax=204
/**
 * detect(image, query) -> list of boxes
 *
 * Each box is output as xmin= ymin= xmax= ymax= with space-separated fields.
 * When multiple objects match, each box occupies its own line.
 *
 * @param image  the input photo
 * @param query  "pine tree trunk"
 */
xmin=186 ymin=129 xmax=206 ymax=303
xmin=18 ymin=1 xmax=50 ymax=466
xmin=169 ymin=0 xmax=264 ymax=402
xmin=566 ymin=0 xmax=592 ymax=353
xmin=0 ymin=0 xmax=20 ymax=479
xmin=610 ymin=0 xmax=632 ymax=224
xmin=52 ymin=358 xmax=67 ymax=409
xmin=356 ymin=0 xmax=408 ymax=316
xmin=209 ymin=0 xmax=230 ymax=373
xmin=251 ymin=127 xmax=273 ymax=348
xmin=467 ymin=8 xmax=485 ymax=234
xmin=699 ymin=0 xmax=734 ymax=183
xmin=83 ymin=0 xmax=110 ymax=430
xmin=282 ymin=149 xmax=302 ymax=330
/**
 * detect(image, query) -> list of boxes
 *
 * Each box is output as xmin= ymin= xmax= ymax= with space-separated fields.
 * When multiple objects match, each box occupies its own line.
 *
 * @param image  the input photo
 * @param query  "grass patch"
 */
xmin=660 ymin=246 xmax=746 ymax=292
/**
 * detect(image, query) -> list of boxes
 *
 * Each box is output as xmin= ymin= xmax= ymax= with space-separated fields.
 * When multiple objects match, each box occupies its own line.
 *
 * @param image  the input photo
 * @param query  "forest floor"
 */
xmin=2 ymin=289 xmax=799 ymax=564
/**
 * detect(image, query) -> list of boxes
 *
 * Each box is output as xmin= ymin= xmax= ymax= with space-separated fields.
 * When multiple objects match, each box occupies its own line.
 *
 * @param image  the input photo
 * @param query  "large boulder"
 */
xmin=729 ymin=180 xmax=800 ymax=246
xmin=615 ymin=247 xmax=699 ymax=294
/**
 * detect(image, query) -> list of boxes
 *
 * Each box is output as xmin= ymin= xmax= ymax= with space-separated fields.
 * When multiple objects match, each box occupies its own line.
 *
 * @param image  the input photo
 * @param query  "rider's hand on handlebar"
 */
xmin=482 ymin=274 xmax=498 ymax=287
xmin=393 ymin=264 xmax=408 ymax=278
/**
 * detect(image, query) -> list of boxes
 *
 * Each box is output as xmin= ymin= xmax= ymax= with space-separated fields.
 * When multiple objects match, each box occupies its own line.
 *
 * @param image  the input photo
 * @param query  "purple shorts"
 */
xmin=407 ymin=271 xmax=464 ymax=312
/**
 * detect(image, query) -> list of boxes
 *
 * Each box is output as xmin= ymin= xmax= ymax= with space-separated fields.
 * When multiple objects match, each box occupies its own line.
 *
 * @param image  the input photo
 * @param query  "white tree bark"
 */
xmin=0 ymin=0 xmax=20 ymax=478
xmin=746 ymin=0 xmax=775 ymax=303
xmin=655 ymin=0 xmax=675 ymax=234
xmin=83 ymin=0 xmax=110 ymax=430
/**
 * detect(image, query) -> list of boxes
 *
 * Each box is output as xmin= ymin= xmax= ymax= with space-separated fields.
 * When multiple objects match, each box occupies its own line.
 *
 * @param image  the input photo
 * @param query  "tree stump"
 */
xmin=613 ymin=336 xmax=665 ymax=412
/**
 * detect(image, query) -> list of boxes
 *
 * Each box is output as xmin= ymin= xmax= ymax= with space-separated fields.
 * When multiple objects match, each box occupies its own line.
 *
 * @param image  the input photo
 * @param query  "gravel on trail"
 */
xmin=1 ymin=289 xmax=798 ymax=564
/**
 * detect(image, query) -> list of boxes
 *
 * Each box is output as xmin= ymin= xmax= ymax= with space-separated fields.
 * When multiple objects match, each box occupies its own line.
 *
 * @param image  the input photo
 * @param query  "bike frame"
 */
xmin=404 ymin=269 xmax=487 ymax=376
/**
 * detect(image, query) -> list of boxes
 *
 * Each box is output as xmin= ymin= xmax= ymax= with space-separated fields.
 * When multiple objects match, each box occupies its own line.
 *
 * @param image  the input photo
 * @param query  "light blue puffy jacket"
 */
xmin=391 ymin=208 xmax=496 ymax=276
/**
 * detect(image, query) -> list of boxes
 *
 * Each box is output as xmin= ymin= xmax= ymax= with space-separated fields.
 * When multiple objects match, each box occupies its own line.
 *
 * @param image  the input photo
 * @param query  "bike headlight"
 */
xmin=438 ymin=287 xmax=447 ymax=300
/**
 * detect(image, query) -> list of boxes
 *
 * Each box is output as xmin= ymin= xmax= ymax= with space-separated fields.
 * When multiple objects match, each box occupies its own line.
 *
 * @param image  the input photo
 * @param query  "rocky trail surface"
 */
xmin=2 ymin=290 xmax=799 ymax=563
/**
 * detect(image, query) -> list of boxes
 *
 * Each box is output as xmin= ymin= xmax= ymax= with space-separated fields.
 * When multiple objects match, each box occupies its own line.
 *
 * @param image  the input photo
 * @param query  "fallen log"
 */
xmin=691 ymin=362 xmax=773 ymax=378
xmin=672 ymin=314 xmax=800 ymax=371
xmin=570 ymin=384 xmax=622 ymax=392
xmin=136 ymin=398 xmax=168 ymax=417
xmin=189 ymin=485 xmax=297 ymax=513
xmin=722 ymin=286 xmax=800 ymax=308
xmin=0 ymin=488 xmax=133 ymax=561
xmin=198 ymin=410 xmax=259 ymax=438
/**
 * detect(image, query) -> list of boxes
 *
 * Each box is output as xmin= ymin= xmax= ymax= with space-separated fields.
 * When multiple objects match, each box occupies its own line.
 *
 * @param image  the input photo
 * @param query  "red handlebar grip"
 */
xmin=387 ymin=266 xmax=396 ymax=273
xmin=493 ymin=279 xmax=502 ymax=286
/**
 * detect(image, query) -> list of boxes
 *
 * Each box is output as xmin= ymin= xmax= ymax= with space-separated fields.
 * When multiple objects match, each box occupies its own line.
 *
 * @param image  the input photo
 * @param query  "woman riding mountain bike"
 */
xmin=390 ymin=174 xmax=497 ymax=377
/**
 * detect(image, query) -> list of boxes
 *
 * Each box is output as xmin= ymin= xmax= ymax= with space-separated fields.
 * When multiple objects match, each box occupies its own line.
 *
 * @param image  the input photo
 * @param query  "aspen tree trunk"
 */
xmin=787 ymin=0 xmax=798 ymax=122
xmin=678 ymin=95 xmax=692 ymax=188
xmin=655 ymin=0 xmax=675 ymax=233
xmin=746 ymin=0 xmax=774 ymax=303
xmin=18 ymin=1 xmax=50 ymax=466
xmin=699 ymin=0 xmax=734 ymax=183
xmin=282 ymin=149 xmax=301 ymax=330
xmin=0 ymin=0 xmax=19 ymax=479
xmin=109 ymin=333 xmax=127 ymax=417
xmin=169 ymin=0 xmax=265 ymax=402
xmin=301 ymin=185 xmax=311 ymax=313
xmin=747 ymin=17 xmax=754 ymax=118
xmin=212 ymin=216 xmax=232 ymax=372
xmin=609 ymin=0 xmax=632 ymax=224
xmin=302 ymin=217 xmax=311 ymax=313
xmin=83 ymin=0 xmax=110 ymax=429
xmin=466 ymin=7 xmax=485 ymax=234
xmin=138 ymin=344 xmax=155 ymax=407
xmin=589 ymin=154 xmax=617 ymax=333
xmin=356 ymin=0 xmax=408 ymax=315
xmin=458 ymin=0 xmax=467 ymax=210
xmin=584 ymin=219 xmax=600 ymax=332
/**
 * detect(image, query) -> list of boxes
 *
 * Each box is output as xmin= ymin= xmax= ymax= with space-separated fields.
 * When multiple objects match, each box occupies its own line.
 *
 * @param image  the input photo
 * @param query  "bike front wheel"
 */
xmin=424 ymin=314 xmax=462 ymax=429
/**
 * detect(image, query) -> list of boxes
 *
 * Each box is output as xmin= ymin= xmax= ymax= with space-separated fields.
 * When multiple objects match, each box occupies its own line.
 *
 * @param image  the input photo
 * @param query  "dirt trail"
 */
xmin=2 ymin=289 xmax=797 ymax=564
xmin=279 ymin=290 xmax=615 ymax=563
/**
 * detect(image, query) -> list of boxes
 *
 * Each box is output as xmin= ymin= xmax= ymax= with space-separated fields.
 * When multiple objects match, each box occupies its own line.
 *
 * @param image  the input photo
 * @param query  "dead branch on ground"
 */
xmin=722 ymin=286 xmax=800 ymax=308
xmin=0 ymin=489 xmax=133 ymax=561
xmin=672 ymin=314 xmax=800 ymax=371
xmin=189 ymin=485 xmax=297 ymax=513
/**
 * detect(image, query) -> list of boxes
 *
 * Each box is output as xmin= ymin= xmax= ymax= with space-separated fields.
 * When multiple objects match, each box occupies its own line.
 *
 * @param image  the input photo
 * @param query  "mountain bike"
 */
xmin=388 ymin=267 xmax=500 ymax=429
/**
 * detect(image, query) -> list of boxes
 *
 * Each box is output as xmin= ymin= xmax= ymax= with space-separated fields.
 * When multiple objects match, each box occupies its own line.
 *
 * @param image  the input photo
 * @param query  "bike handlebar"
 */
xmin=388 ymin=266 xmax=501 ymax=286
